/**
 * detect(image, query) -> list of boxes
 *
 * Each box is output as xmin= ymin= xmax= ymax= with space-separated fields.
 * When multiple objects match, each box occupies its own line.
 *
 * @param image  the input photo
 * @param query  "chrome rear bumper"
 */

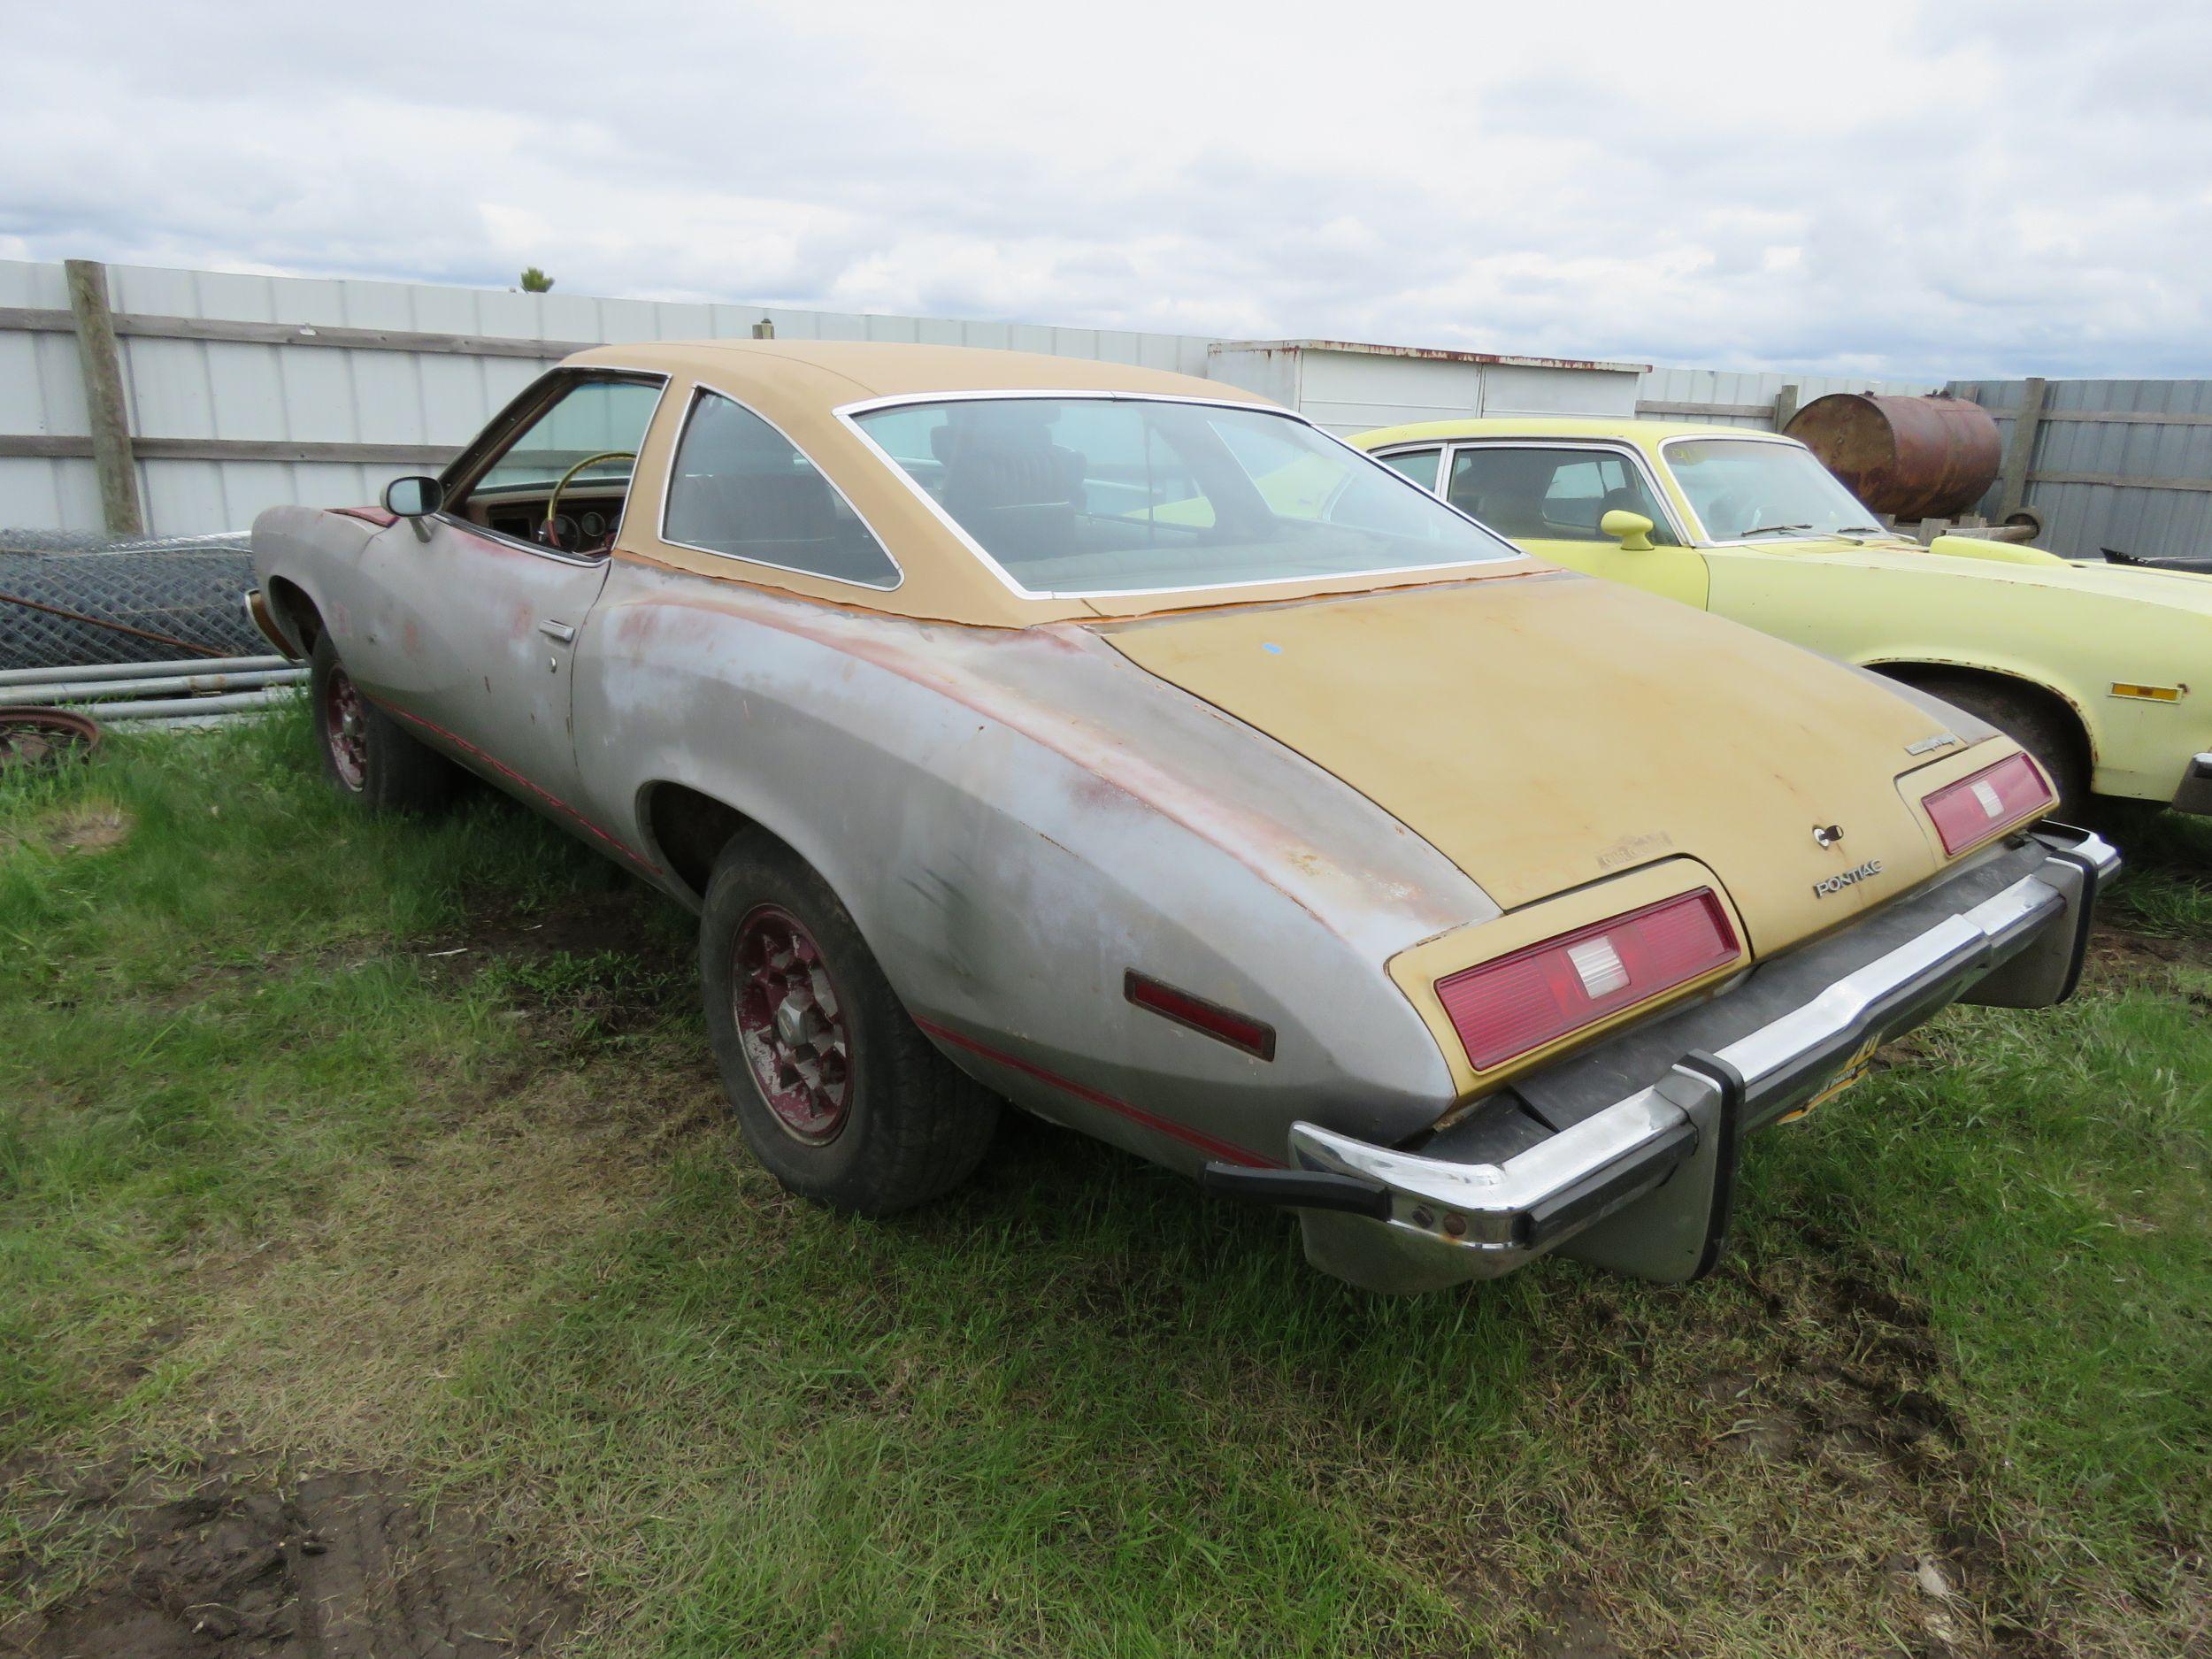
xmin=1264 ymin=826 xmax=2116 ymax=1294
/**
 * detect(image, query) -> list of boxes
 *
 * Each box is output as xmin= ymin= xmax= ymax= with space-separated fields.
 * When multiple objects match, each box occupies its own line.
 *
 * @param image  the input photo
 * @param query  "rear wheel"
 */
xmin=308 ymin=634 xmax=458 ymax=812
xmin=1905 ymin=672 xmax=2090 ymax=819
xmin=701 ymin=833 xmax=997 ymax=1213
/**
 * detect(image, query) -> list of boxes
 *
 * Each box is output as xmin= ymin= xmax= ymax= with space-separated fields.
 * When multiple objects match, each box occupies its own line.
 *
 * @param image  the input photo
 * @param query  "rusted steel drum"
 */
xmin=1784 ymin=394 xmax=2001 ymax=521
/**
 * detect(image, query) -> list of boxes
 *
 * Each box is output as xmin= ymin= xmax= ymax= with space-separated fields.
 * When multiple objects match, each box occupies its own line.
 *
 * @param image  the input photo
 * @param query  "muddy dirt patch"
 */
xmin=2084 ymin=920 xmax=2212 ymax=986
xmin=4 ymin=1470 xmax=574 ymax=1659
xmin=430 ymin=884 xmax=681 ymax=971
xmin=414 ymin=886 xmax=693 ymax=1041
xmin=0 ymin=804 xmax=133 ymax=860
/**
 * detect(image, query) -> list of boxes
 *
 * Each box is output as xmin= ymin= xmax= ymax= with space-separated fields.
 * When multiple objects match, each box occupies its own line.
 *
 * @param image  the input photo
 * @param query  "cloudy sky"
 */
xmin=6 ymin=0 xmax=2207 ymax=380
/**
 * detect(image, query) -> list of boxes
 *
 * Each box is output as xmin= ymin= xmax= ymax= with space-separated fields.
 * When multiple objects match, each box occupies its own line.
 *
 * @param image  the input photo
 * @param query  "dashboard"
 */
xmin=477 ymin=488 xmax=627 ymax=553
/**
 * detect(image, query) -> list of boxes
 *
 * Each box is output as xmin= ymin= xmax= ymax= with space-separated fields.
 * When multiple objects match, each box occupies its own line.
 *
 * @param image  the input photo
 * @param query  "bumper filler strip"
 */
xmin=2172 ymin=751 xmax=2212 ymax=818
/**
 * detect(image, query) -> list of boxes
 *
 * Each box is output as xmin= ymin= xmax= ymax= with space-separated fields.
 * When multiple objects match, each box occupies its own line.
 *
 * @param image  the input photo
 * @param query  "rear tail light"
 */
xmin=1923 ymin=751 xmax=2054 ymax=856
xmin=1436 ymin=888 xmax=1740 ymax=1073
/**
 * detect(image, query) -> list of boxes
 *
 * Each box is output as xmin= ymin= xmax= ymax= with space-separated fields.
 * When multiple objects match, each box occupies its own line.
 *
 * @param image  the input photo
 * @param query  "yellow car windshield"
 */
xmin=1667 ymin=438 xmax=1886 ymax=542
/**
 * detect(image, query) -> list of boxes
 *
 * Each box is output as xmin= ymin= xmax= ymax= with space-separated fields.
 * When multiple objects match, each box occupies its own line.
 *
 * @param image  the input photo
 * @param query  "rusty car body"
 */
xmin=250 ymin=342 xmax=2115 ymax=1294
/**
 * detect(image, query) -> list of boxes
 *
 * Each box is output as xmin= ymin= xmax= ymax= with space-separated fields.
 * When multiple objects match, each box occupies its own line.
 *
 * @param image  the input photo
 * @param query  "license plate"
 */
xmin=1778 ymin=1033 xmax=1883 ymax=1124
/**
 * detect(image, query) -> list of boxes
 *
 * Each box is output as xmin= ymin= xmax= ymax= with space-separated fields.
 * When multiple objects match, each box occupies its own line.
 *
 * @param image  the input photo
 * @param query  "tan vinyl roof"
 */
xmin=572 ymin=341 xmax=1531 ymax=627
xmin=575 ymin=339 xmax=1252 ymax=402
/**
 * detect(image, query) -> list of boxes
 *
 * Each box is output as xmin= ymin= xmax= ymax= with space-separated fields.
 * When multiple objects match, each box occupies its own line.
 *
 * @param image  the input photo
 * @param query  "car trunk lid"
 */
xmin=1091 ymin=573 xmax=1969 ymax=955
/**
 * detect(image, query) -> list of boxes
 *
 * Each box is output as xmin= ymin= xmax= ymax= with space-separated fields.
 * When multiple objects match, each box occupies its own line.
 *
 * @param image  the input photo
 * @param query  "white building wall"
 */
xmin=1205 ymin=342 xmax=1641 ymax=434
xmin=1280 ymin=349 xmax=1490 ymax=433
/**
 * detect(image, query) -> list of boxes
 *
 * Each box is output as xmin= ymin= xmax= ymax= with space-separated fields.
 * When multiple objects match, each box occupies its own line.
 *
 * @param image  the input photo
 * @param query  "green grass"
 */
xmin=2 ymin=707 xmax=2206 ymax=1656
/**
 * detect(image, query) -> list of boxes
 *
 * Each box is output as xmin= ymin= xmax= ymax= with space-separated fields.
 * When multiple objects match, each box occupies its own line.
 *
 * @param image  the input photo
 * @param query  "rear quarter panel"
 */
xmin=570 ymin=561 xmax=1499 ymax=1170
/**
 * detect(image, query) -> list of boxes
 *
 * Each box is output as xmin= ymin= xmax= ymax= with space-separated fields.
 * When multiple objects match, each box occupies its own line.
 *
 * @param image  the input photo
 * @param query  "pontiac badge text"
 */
xmin=1814 ymin=859 xmax=1885 ymax=899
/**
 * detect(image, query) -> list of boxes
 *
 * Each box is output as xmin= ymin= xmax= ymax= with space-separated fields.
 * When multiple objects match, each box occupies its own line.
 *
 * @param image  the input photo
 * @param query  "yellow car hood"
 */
xmin=1094 ymin=572 xmax=1979 ymax=954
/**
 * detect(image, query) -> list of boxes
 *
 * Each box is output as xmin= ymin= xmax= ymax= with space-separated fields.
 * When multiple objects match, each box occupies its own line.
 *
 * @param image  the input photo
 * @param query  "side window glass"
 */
xmin=457 ymin=376 xmax=661 ymax=554
xmin=1379 ymin=448 xmax=1441 ymax=492
xmin=1448 ymin=448 xmax=1674 ymax=544
xmin=663 ymin=391 xmax=900 ymax=588
xmin=1539 ymin=458 xmax=1608 ymax=533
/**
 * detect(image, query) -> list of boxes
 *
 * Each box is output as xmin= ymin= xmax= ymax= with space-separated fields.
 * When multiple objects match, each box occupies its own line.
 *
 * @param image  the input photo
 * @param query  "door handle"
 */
xmin=539 ymin=619 xmax=577 ymax=643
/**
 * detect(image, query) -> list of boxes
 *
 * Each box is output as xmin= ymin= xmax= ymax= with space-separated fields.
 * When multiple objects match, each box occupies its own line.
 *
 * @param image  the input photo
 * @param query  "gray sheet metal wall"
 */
xmin=1636 ymin=366 xmax=1940 ymax=429
xmin=1947 ymin=379 xmax=2212 ymax=564
xmin=2 ymin=252 xmax=2051 ymax=539
xmin=0 ymin=258 xmax=1217 ymax=536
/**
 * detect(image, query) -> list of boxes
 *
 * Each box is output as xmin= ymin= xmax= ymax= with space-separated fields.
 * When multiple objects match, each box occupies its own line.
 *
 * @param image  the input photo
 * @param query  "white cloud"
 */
xmin=3 ymin=0 xmax=2207 ymax=377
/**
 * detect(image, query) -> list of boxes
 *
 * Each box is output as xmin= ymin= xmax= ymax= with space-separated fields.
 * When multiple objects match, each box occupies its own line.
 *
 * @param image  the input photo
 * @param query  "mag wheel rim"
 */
xmin=732 ymin=903 xmax=852 ymax=1144
xmin=322 ymin=667 xmax=368 ymax=791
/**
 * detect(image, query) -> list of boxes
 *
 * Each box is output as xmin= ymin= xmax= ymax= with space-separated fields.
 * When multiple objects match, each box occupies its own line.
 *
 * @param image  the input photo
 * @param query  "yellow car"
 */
xmin=1352 ymin=418 xmax=2212 ymax=818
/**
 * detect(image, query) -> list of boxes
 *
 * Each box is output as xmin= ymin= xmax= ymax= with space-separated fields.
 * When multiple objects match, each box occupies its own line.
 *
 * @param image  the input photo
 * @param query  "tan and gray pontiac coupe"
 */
xmin=249 ymin=342 xmax=2116 ymax=1294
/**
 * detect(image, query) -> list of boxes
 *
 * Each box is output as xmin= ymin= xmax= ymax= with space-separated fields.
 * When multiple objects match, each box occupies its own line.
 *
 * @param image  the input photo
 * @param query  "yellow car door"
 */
xmin=1440 ymin=442 xmax=1710 ymax=609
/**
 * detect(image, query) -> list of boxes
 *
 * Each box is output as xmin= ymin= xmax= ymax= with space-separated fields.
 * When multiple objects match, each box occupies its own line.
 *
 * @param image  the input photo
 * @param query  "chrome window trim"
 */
xmin=1375 ymin=436 xmax=1695 ymax=549
xmin=831 ymin=389 xmax=1528 ymax=603
xmin=655 ymin=381 xmax=906 ymax=594
xmin=435 ymin=368 xmax=671 ymax=571
xmin=1651 ymin=430 xmax=1871 ymax=549
xmin=1370 ymin=442 xmax=1446 ymax=493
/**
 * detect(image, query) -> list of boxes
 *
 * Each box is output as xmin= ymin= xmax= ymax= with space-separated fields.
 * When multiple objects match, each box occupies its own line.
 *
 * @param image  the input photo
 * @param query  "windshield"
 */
xmin=850 ymin=397 xmax=1521 ymax=596
xmin=1664 ymin=438 xmax=1886 ymax=542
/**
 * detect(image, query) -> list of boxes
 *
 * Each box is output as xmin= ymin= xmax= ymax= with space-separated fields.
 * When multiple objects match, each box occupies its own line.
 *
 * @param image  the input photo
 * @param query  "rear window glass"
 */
xmin=850 ymin=397 xmax=1519 ymax=597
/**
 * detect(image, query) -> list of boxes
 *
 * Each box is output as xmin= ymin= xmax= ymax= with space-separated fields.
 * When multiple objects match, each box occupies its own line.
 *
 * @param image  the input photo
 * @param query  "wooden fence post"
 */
xmin=63 ymin=258 xmax=145 ymax=538
xmin=1995 ymin=376 xmax=2047 ymax=523
xmin=1770 ymin=383 xmax=1799 ymax=434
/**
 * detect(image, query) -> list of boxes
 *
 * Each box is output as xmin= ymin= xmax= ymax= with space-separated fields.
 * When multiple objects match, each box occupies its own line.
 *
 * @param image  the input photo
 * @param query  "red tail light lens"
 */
xmin=1125 ymin=970 xmax=1277 ymax=1060
xmin=1436 ymin=888 xmax=1740 ymax=1073
xmin=1924 ymin=751 xmax=2054 ymax=856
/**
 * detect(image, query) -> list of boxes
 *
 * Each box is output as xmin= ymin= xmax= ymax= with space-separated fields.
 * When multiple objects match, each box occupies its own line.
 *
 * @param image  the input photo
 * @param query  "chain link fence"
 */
xmin=0 ymin=530 xmax=261 ymax=671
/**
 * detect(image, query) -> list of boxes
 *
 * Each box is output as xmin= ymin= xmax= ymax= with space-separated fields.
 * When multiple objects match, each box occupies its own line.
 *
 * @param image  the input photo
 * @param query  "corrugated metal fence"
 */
xmin=1635 ymin=366 xmax=1940 ymax=428
xmin=0 ymin=257 xmax=1216 ymax=536
xmin=12 ymin=256 xmax=2202 ymax=565
xmin=3 ymin=255 xmax=1949 ymax=539
xmin=1947 ymin=378 xmax=2212 ymax=563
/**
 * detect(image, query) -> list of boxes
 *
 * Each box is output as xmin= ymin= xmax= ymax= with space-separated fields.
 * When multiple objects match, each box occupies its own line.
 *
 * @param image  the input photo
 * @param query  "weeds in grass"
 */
xmin=2101 ymin=808 xmax=2212 ymax=938
xmin=486 ymin=948 xmax=693 ymax=1046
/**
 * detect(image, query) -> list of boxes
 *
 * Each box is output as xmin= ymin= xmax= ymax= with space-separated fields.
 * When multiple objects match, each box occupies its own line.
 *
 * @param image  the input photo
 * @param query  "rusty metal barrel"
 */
xmin=1784 ymin=394 xmax=2001 ymax=521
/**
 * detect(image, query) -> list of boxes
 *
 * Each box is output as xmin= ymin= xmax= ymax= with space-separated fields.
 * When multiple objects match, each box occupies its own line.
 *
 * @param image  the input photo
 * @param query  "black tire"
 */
xmin=1908 ymin=672 xmax=2090 ymax=819
xmin=701 ymin=833 xmax=997 ymax=1214
xmin=308 ymin=634 xmax=458 ymax=813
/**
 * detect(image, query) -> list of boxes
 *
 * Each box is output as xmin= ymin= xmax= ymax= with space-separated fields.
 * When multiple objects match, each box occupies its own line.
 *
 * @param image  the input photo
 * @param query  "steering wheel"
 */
xmin=541 ymin=450 xmax=637 ymax=551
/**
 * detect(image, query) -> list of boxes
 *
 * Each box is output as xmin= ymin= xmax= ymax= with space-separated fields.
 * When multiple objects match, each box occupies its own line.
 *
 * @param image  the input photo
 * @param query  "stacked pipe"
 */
xmin=0 ymin=654 xmax=303 ymax=724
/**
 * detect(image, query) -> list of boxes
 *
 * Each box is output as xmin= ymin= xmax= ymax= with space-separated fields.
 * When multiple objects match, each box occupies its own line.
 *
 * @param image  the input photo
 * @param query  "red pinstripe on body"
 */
xmin=371 ymin=698 xmax=663 ymax=876
xmin=911 ymin=1015 xmax=1279 ymax=1168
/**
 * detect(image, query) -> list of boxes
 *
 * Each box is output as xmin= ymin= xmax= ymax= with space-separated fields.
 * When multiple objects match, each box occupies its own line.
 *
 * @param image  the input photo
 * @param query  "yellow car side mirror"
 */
xmin=1601 ymin=510 xmax=1655 ymax=552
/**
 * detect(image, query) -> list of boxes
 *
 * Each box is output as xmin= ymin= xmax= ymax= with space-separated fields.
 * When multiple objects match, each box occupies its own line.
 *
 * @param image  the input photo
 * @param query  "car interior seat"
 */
xmin=931 ymin=405 xmax=1084 ymax=562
